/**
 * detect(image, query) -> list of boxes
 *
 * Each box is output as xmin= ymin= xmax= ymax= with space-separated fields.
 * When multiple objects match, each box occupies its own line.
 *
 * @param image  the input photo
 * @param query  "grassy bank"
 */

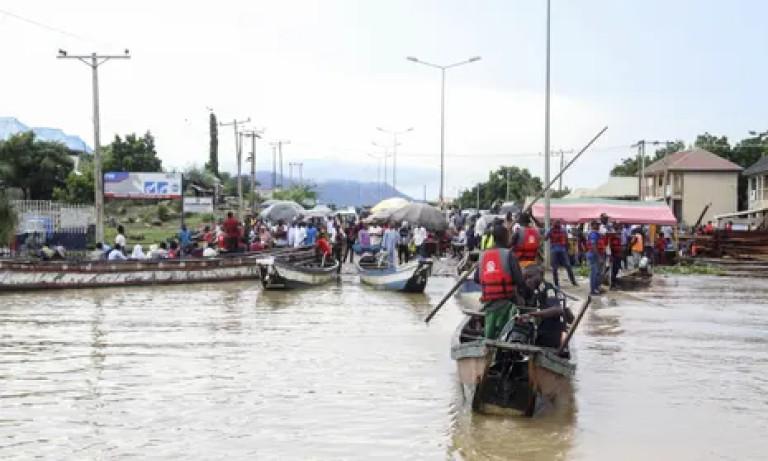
xmin=102 ymin=201 xmax=221 ymax=246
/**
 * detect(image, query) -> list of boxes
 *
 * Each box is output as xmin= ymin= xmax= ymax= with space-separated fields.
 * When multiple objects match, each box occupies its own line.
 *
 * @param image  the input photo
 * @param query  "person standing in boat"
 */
xmin=398 ymin=221 xmax=411 ymax=264
xmin=474 ymin=223 xmax=530 ymax=339
xmin=222 ymin=212 xmax=241 ymax=252
xmin=545 ymin=219 xmax=577 ymax=287
xmin=381 ymin=223 xmax=400 ymax=267
xmin=315 ymin=231 xmax=333 ymax=265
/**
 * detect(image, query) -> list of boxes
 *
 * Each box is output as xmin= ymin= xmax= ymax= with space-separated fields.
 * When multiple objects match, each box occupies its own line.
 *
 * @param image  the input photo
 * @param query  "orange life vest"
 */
xmin=514 ymin=227 xmax=541 ymax=262
xmin=549 ymin=226 xmax=567 ymax=246
xmin=479 ymin=248 xmax=517 ymax=302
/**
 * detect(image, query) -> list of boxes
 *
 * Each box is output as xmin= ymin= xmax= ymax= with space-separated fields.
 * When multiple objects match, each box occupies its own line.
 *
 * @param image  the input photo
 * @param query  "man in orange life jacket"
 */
xmin=510 ymin=212 xmax=541 ymax=268
xmin=474 ymin=223 xmax=531 ymax=339
xmin=545 ymin=219 xmax=577 ymax=287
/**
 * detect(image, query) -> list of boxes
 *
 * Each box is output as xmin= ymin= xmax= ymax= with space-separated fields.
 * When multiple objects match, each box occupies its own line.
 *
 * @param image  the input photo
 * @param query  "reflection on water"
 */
xmin=0 ymin=275 xmax=766 ymax=460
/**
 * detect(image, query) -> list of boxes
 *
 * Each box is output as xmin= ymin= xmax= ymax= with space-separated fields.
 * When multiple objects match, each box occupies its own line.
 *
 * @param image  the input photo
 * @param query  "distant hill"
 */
xmin=251 ymin=171 xmax=410 ymax=207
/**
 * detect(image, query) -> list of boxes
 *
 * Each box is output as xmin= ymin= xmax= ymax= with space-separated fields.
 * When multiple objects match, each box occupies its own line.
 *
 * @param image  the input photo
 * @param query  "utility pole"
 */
xmin=241 ymin=129 xmax=263 ymax=213
xmin=219 ymin=117 xmax=250 ymax=213
xmin=57 ymin=49 xmax=130 ymax=244
xmin=506 ymin=168 xmax=510 ymax=201
xmin=377 ymin=127 xmax=413 ymax=192
xmin=270 ymin=140 xmax=290 ymax=189
xmin=558 ymin=150 xmax=565 ymax=192
xmin=543 ymin=0 xmax=552 ymax=267
xmin=270 ymin=143 xmax=277 ymax=189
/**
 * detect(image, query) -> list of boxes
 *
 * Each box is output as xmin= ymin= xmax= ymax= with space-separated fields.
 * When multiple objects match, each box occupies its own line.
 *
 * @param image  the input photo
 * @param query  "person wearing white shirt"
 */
xmin=287 ymin=223 xmax=297 ymax=248
xmin=203 ymin=245 xmax=218 ymax=258
xmin=294 ymin=224 xmax=307 ymax=248
xmin=369 ymin=225 xmax=383 ymax=248
xmin=108 ymin=244 xmax=127 ymax=261
xmin=115 ymin=225 xmax=127 ymax=248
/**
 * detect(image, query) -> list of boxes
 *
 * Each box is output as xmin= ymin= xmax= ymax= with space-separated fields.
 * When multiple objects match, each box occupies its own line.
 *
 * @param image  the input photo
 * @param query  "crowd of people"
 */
xmin=85 ymin=211 xmax=446 ymax=272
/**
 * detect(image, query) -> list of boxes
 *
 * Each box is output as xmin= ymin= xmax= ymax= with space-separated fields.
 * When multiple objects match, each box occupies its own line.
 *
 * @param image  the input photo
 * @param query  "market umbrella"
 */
xmin=388 ymin=203 xmax=447 ymax=231
xmin=259 ymin=201 xmax=304 ymax=223
xmin=371 ymin=197 xmax=410 ymax=214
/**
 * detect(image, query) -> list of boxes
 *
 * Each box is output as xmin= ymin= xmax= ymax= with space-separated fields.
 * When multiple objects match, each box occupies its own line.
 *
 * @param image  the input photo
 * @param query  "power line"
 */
xmin=0 ymin=8 xmax=114 ymax=47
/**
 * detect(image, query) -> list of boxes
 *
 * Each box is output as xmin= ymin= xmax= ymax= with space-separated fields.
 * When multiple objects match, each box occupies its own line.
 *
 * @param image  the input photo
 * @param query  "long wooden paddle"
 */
xmin=558 ymin=295 xmax=591 ymax=355
xmin=424 ymin=262 xmax=477 ymax=324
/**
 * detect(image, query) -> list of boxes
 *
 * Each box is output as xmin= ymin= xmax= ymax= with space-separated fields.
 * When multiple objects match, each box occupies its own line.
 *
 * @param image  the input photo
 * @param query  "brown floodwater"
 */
xmin=0 ymin=274 xmax=766 ymax=460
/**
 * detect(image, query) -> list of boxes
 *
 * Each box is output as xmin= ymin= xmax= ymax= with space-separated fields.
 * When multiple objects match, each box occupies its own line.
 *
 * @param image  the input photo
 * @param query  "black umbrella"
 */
xmin=388 ymin=203 xmax=447 ymax=231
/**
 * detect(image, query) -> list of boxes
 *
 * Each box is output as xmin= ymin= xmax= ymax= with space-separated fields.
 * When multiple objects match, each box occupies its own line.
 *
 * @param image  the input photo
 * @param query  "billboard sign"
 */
xmin=183 ymin=196 xmax=214 ymax=214
xmin=104 ymin=172 xmax=182 ymax=199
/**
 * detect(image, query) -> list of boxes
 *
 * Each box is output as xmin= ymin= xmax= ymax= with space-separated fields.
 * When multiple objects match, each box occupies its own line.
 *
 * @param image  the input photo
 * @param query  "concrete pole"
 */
xmin=543 ymin=0 xmax=552 ymax=267
xmin=90 ymin=53 xmax=104 ymax=244
xmin=250 ymin=133 xmax=256 ymax=212
xmin=440 ymin=67 xmax=446 ymax=206
xmin=236 ymin=129 xmax=243 ymax=214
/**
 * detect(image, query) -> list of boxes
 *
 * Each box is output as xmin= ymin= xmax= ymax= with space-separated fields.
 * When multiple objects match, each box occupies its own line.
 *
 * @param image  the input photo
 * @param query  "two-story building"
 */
xmin=643 ymin=149 xmax=742 ymax=226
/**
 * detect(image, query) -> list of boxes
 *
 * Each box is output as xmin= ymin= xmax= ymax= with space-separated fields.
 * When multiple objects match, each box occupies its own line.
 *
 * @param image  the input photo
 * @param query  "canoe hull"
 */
xmin=258 ymin=258 xmax=338 ymax=290
xmin=451 ymin=315 xmax=575 ymax=416
xmin=357 ymin=259 xmax=432 ymax=292
xmin=0 ymin=257 xmax=261 ymax=292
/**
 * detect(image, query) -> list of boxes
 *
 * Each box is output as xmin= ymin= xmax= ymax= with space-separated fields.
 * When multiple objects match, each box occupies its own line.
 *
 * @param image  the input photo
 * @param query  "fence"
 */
xmin=1 ymin=200 xmax=96 ymax=258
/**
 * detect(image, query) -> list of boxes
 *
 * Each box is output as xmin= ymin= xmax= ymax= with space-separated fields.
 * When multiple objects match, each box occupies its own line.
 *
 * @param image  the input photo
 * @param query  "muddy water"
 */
xmin=0 ymin=275 xmax=766 ymax=460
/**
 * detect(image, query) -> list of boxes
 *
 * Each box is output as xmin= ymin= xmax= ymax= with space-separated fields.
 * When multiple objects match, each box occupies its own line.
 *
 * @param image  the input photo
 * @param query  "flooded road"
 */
xmin=0 ymin=274 xmax=766 ymax=460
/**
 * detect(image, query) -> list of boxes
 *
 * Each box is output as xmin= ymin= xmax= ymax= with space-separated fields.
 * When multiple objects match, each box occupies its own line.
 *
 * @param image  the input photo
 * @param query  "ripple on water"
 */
xmin=0 ymin=275 xmax=766 ymax=460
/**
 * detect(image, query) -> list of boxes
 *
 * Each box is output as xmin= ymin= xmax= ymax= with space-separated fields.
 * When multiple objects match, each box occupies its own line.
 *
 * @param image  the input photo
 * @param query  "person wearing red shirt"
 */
xmin=315 ymin=232 xmax=332 ymax=264
xmin=222 ymin=212 xmax=241 ymax=252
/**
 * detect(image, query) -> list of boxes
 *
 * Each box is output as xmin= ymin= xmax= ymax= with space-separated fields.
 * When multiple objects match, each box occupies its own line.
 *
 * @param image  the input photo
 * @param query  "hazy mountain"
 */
xmin=251 ymin=171 xmax=410 ymax=207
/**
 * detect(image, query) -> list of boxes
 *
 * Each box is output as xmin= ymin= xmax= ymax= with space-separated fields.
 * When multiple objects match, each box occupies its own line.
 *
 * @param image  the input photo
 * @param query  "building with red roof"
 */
xmin=643 ymin=149 xmax=742 ymax=226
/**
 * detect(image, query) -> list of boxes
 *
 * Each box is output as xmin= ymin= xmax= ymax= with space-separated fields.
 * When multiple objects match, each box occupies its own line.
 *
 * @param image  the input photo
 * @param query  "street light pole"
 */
xmin=407 ymin=55 xmax=481 ymax=207
xmin=57 ymin=49 xmax=130 ymax=244
xmin=377 ymin=127 xmax=413 ymax=192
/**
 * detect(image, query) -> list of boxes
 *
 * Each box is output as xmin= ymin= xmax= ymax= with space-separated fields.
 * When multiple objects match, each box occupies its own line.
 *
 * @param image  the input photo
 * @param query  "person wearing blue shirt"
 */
xmin=304 ymin=223 xmax=318 ymax=246
xmin=587 ymin=220 xmax=605 ymax=296
xmin=178 ymin=225 xmax=192 ymax=252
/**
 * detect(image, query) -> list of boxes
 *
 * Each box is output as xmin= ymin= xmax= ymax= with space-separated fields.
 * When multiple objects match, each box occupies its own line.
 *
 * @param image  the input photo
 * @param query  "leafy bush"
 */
xmin=157 ymin=204 xmax=170 ymax=222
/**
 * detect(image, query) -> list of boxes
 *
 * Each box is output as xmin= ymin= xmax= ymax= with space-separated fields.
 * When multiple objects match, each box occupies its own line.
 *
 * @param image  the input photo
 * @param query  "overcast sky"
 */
xmin=2 ymin=0 xmax=767 ymax=200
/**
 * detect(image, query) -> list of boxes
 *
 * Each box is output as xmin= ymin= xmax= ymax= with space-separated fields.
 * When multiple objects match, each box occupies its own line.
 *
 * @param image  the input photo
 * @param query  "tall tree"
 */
xmin=206 ymin=112 xmax=219 ymax=177
xmin=0 ymin=132 xmax=73 ymax=199
xmin=52 ymin=155 xmax=95 ymax=204
xmin=102 ymin=131 xmax=163 ymax=172
xmin=609 ymin=141 xmax=685 ymax=177
xmin=0 ymin=190 xmax=17 ymax=246
xmin=458 ymin=166 xmax=542 ymax=209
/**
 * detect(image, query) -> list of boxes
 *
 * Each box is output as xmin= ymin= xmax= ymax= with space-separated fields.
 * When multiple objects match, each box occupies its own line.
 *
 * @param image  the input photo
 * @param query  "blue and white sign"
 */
xmin=104 ymin=172 xmax=182 ymax=199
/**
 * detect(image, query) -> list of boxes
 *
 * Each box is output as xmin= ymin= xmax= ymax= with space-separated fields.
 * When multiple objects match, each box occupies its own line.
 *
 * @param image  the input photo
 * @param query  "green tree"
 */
xmin=272 ymin=184 xmax=318 ymax=207
xmin=102 ymin=131 xmax=163 ymax=173
xmin=695 ymin=131 xmax=768 ymax=210
xmin=458 ymin=166 xmax=542 ymax=209
xmin=609 ymin=141 xmax=685 ymax=177
xmin=52 ymin=155 xmax=95 ymax=204
xmin=0 ymin=132 xmax=73 ymax=199
xmin=205 ymin=112 xmax=219 ymax=177
xmin=0 ymin=191 xmax=17 ymax=246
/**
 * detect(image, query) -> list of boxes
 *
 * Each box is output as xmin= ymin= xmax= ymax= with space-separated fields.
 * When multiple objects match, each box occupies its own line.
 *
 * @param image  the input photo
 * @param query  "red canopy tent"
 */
xmin=531 ymin=198 xmax=677 ymax=225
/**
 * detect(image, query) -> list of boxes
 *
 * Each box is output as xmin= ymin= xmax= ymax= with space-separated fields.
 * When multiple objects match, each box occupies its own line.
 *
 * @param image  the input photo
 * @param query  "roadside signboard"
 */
xmin=183 ymin=196 xmax=214 ymax=214
xmin=104 ymin=172 xmax=182 ymax=199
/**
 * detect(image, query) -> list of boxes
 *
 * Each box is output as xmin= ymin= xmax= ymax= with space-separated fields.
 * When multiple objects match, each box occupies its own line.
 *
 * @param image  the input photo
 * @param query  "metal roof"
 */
xmin=644 ymin=149 xmax=742 ymax=174
xmin=742 ymin=156 xmax=768 ymax=176
xmin=0 ymin=116 xmax=92 ymax=153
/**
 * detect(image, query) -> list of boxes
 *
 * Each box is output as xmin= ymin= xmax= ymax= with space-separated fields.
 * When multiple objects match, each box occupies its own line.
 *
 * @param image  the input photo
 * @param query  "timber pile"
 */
xmin=692 ymin=231 xmax=768 ymax=261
